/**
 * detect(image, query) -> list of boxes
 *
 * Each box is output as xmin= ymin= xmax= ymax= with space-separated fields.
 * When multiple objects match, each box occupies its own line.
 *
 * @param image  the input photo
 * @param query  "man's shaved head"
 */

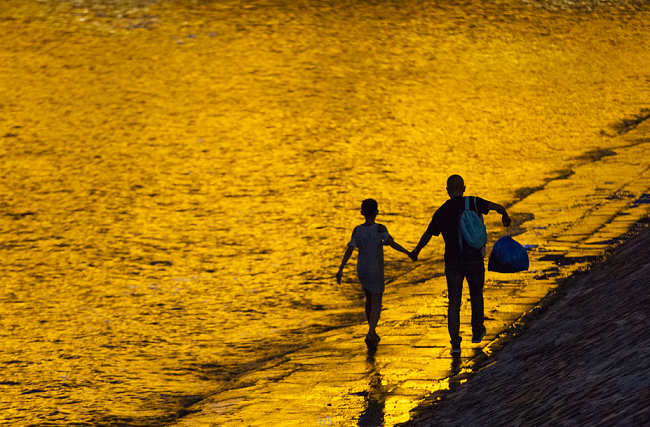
xmin=446 ymin=175 xmax=465 ymax=191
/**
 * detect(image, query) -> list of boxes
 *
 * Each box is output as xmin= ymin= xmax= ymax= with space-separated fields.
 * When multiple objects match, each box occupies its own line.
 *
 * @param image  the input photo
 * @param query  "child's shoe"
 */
xmin=365 ymin=333 xmax=378 ymax=350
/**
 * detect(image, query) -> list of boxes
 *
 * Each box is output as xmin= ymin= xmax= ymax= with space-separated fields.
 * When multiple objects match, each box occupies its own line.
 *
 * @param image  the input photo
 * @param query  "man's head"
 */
xmin=361 ymin=199 xmax=379 ymax=218
xmin=446 ymin=175 xmax=465 ymax=198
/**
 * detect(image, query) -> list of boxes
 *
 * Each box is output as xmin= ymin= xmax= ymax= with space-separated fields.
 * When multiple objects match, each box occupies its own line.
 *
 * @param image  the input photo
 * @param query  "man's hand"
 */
xmin=336 ymin=270 xmax=343 ymax=285
xmin=488 ymin=203 xmax=511 ymax=228
xmin=409 ymin=249 xmax=419 ymax=262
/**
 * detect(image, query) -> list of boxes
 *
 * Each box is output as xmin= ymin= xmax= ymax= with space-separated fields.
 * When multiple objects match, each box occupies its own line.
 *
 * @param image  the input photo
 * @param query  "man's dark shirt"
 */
xmin=426 ymin=196 xmax=491 ymax=266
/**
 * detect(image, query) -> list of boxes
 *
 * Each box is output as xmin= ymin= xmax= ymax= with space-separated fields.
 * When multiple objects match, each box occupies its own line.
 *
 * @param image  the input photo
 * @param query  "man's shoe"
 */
xmin=450 ymin=338 xmax=461 ymax=356
xmin=472 ymin=327 xmax=486 ymax=343
xmin=451 ymin=344 xmax=461 ymax=356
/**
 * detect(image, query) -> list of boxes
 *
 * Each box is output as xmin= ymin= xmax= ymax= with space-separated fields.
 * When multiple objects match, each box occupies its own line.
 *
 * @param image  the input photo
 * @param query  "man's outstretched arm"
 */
xmin=487 ymin=202 xmax=511 ymax=227
xmin=411 ymin=231 xmax=433 ymax=261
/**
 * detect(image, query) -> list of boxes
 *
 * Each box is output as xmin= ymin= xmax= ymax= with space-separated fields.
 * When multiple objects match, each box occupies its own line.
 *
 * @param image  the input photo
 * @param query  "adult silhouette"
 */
xmin=411 ymin=175 xmax=511 ymax=355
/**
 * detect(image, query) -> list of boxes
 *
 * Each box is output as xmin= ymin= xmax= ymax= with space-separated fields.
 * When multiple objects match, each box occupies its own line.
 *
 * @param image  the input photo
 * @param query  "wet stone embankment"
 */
xmin=404 ymin=220 xmax=650 ymax=427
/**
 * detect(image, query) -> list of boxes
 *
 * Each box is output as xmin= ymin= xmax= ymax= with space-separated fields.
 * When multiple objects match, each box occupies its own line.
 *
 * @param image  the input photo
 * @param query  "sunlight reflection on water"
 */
xmin=1 ymin=0 xmax=650 ymax=424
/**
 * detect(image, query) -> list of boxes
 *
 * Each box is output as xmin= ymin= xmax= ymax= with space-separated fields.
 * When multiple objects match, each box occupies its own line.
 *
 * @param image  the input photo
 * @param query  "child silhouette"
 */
xmin=336 ymin=199 xmax=412 ymax=349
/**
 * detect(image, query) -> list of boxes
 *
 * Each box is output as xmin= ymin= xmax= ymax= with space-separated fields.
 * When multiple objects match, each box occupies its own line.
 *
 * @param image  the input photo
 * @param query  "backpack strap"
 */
xmin=459 ymin=197 xmax=469 ymax=250
xmin=473 ymin=196 xmax=484 ymax=220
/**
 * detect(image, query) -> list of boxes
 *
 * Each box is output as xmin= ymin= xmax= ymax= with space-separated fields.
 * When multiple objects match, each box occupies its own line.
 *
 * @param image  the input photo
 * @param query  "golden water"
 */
xmin=1 ymin=0 xmax=650 ymax=424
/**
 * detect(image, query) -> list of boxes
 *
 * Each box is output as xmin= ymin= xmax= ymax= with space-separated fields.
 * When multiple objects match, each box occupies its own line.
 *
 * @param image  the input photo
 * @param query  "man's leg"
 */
xmin=466 ymin=259 xmax=486 ymax=340
xmin=445 ymin=266 xmax=464 ymax=346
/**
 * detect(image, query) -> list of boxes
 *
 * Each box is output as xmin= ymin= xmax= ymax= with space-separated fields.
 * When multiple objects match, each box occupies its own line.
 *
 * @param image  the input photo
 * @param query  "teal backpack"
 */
xmin=459 ymin=196 xmax=488 ymax=257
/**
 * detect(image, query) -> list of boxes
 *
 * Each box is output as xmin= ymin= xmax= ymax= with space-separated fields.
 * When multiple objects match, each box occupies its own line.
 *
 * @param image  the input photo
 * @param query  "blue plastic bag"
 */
xmin=488 ymin=236 xmax=529 ymax=273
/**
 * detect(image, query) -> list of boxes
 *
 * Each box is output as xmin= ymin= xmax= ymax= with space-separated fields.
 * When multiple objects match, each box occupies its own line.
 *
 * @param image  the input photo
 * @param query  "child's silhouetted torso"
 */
xmin=348 ymin=223 xmax=391 ymax=294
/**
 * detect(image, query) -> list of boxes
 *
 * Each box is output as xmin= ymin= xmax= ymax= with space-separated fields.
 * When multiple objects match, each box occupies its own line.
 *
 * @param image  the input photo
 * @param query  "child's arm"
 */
xmin=389 ymin=239 xmax=412 ymax=259
xmin=336 ymin=246 xmax=355 ymax=284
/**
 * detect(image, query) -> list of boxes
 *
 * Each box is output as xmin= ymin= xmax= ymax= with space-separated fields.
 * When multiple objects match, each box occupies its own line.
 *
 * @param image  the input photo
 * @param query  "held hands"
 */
xmin=409 ymin=249 xmax=419 ymax=262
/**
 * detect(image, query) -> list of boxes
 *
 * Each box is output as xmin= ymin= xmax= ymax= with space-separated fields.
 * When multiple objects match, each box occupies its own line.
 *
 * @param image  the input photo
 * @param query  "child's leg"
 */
xmin=368 ymin=292 xmax=383 ymax=335
xmin=364 ymin=288 xmax=372 ymax=322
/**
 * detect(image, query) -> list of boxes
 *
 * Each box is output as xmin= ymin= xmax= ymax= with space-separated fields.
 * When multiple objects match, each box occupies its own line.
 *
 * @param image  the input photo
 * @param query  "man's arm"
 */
xmin=411 ymin=231 xmax=433 ymax=261
xmin=487 ymin=202 xmax=511 ymax=227
xmin=336 ymin=246 xmax=355 ymax=284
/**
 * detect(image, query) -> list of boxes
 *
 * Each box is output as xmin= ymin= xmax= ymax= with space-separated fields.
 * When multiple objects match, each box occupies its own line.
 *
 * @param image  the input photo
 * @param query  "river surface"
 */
xmin=1 ymin=0 xmax=650 ymax=425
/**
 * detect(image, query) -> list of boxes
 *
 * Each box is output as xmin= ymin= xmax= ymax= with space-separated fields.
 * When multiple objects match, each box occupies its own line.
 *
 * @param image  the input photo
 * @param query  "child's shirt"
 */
xmin=347 ymin=223 xmax=392 ymax=294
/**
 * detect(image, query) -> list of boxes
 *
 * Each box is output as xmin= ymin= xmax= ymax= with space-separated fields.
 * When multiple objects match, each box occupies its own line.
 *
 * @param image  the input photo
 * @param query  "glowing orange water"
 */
xmin=1 ymin=0 xmax=649 ymax=424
